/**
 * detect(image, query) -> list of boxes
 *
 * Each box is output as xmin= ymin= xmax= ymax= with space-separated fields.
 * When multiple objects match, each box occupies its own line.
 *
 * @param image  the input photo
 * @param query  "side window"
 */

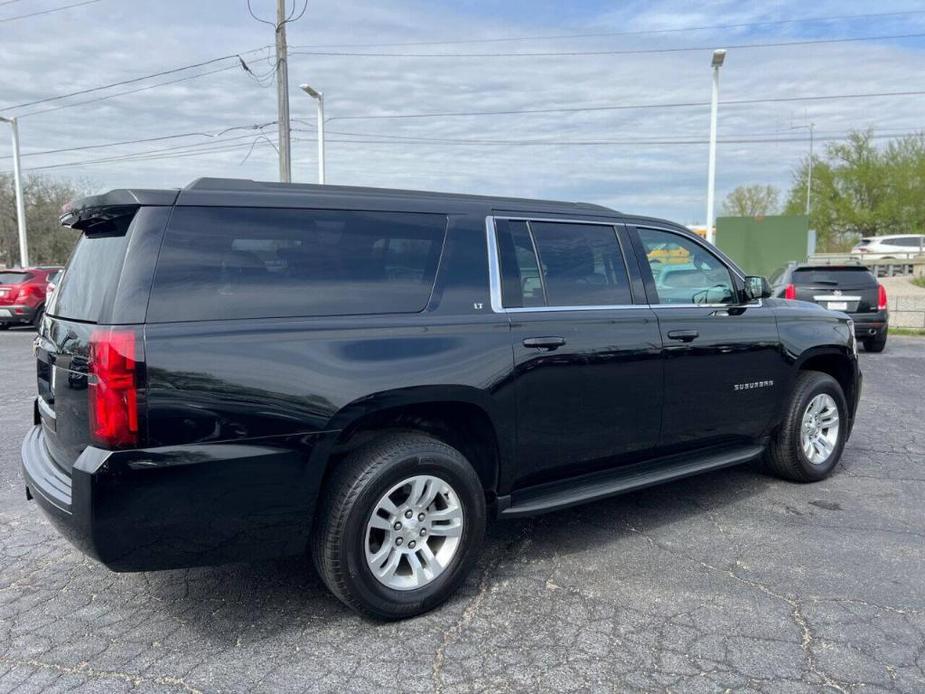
xmin=148 ymin=207 xmax=447 ymax=322
xmin=637 ymin=227 xmax=736 ymax=305
xmin=495 ymin=219 xmax=544 ymax=308
xmin=529 ymin=222 xmax=632 ymax=307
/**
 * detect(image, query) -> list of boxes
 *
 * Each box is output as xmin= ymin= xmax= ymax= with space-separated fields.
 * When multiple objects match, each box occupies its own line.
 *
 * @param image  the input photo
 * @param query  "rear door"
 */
xmin=489 ymin=215 xmax=663 ymax=487
xmin=35 ymin=206 xmax=168 ymax=472
xmin=790 ymin=267 xmax=879 ymax=315
xmin=630 ymin=224 xmax=787 ymax=449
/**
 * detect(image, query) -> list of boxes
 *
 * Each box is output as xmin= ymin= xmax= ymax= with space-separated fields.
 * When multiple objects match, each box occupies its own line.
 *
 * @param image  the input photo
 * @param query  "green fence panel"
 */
xmin=715 ymin=215 xmax=809 ymax=278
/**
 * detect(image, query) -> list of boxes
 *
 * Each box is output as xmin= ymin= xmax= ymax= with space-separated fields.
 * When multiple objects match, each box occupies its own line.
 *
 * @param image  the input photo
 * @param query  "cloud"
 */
xmin=1 ymin=0 xmax=923 ymax=224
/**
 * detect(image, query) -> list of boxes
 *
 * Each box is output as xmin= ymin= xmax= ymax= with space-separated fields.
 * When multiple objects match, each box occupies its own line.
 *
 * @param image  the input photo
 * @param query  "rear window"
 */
xmin=147 ymin=207 xmax=447 ymax=322
xmin=791 ymin=267 xmax=876 ymax=287
xmin=0 ymin=272 xmax=31 ymax=284
xmin=51 ymin=213 xmax=135 ymax=322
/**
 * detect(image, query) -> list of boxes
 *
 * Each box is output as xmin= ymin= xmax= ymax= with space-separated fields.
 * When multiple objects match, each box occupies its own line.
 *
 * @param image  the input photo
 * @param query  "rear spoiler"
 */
xmin=59 ymin=188 xmax=179 ymax=232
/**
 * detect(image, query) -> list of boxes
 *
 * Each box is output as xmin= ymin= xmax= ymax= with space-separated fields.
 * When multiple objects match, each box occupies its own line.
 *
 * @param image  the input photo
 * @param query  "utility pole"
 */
xmin=275 ymin=0 xmax=292 ymax=183
xmin=0 ymin=115 xmax=28 ymax=268
xmin=805 ymin=122 xmax=814 ymax=216
xmin=705 ymin=49 xmax=726 ymax=245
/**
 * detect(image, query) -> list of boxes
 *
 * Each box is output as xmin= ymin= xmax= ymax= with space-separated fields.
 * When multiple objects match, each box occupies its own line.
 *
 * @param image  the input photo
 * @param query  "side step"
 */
xmin=498 ymin=444 xmax=764 ymax=518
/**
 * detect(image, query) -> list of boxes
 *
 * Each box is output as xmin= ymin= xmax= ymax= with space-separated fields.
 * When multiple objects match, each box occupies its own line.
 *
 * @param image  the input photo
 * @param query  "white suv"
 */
xmin=852 ymin=234 xmax=925 ymax=259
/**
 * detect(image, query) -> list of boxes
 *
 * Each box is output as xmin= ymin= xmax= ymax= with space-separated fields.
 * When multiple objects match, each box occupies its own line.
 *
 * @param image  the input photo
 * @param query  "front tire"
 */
xmin=764 ymin=371 xmax=848 ymax=482
xmin=311 ymin=432 xmax=486 ymax=620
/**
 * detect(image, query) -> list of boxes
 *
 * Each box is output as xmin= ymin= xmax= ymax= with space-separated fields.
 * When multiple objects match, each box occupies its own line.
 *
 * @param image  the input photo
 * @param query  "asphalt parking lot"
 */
xmin=1 ymin=326 xmax=923 ymax=694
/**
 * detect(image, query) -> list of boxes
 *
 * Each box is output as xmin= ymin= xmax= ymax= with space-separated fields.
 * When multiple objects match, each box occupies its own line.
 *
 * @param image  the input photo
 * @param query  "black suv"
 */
xmin=21 ymin=178 xmax=862 ymax=619
xmin=771 ymin=263 xmax=889 ymax=352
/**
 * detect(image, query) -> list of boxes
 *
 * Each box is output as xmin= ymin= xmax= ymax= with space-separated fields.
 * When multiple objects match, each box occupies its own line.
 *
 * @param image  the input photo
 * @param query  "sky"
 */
xmin=1 ymin=0 xmax=924 ymax=224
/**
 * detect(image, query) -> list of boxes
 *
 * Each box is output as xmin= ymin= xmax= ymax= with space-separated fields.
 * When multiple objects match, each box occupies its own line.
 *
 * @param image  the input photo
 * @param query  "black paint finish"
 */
xmin=21 ymin=178 xmax=862 ymax=572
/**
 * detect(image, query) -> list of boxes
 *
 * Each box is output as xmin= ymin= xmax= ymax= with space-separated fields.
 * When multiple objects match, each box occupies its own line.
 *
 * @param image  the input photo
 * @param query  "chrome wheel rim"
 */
xmin=800 ymin=393 xmax=840 ymax=465
xmin=364 ymin=474 xmax=464 ymax=591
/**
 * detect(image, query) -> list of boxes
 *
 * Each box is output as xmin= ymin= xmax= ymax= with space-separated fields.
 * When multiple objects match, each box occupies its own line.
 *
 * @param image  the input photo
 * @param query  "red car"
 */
xmin=0 ymin=267 xmax=61 ymax=330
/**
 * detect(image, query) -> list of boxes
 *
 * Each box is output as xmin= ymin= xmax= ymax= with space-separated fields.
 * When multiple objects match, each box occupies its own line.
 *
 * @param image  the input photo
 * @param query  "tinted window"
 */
xmin=51 ymin=222 xmax=133 ymax=323
xmin=148 ymin=207 xmax=447 ymax=322
xmin=638 ymin=227 xmax=735 ymax=305
xmin=526 ymin=222 xmax=632 ymax=307
xmin=791 ymin=268 xmax=877 ymax=287
xmin=897 ymin=236 xmax=924 ymax=248
xmin=496 ymin=219 xmax=544 ymax=308
xmin=0 ymin=272 xmax=31 ymax=284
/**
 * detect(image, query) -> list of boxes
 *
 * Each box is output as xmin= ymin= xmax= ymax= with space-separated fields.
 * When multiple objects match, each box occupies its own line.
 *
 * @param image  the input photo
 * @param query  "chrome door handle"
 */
xmin=522 ymin=336 xmax=566 ymax=351
xmin=667 ymin=329 xmax=699 ymax=342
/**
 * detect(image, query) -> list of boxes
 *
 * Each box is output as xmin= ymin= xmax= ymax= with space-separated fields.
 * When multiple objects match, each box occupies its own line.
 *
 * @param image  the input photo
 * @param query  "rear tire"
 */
xmin=764 ymin=371 xmax=848 ymax=483
xmin=0 ymin=323 xmax=9 ymax=331
xmin=311 ymin=432 xmax=486 ymax=620
xmin=864 ymin=332 xmax=887 ymax=353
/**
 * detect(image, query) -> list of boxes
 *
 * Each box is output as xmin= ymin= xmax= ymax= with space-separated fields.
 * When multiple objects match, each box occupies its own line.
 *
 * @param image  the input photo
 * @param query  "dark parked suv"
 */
xmin=771 ymin=263 xmax=889 ymax=352
xmin=21 ymin=178 xmax=862 ymax=619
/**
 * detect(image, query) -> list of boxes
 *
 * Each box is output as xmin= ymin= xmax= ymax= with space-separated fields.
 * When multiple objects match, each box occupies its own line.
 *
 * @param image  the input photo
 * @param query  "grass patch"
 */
xmin=890 ymin=327 xmax=925 ymax=337
xmin=912 ymin=277 xmax=925 ymax=289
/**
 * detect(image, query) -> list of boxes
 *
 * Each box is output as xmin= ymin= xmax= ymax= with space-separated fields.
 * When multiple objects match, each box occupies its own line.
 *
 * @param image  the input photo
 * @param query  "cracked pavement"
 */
xmin=1 ymin=327 xmax=923 ymax=693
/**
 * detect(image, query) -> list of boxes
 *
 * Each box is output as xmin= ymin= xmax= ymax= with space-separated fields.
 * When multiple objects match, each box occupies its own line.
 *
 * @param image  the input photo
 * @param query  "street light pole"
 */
xmin=300 ymin=83 xmax=326 ymax=184
xmin=705 ymin=49 xmax=726 ymax=246
xmin=0 ymin=115 xmax=28 ymax=268
xmin=805 ymin=122 xmax=814 ymax=216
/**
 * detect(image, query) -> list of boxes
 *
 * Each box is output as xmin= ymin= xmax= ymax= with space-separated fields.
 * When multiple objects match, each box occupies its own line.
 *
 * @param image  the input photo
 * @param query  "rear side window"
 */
xmin=0 ymin=272 xmax=31 ymax=284
xmin=147 ymin=207 xmax=447 ymax=322
xmin=494 ymin=219 xmax=632 ymax=308
xmin=791 ymin=268 xmax=877 ymax=287
xmin=51 ymin=211 xmax=136 ymax=323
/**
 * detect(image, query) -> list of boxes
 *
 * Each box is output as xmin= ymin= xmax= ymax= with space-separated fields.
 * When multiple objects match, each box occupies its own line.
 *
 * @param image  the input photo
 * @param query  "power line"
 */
xmin=0 ymin=121 xmax=278 ymax=159
xmin=290 ymin=31 xmax=925 ymax=58
xmin=1 ymin=45 xmax=270 ymax=112
xmin=289 ymin=9 xmax=925 ymax=49
xmin=0 ymin=0 xmax=101 ymax=23
xmin=17 ymin=128 xmax=924 ymax=173
xmin=323 ymin=89 xmax=925 ymax=122
xmin=17 ymin=64 xmax=241 ymax=118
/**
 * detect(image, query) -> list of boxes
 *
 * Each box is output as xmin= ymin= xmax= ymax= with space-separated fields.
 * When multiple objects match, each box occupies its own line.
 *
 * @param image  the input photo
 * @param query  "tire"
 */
xmin=311 ymin=432 xmax=487 ymax=620
xmin=864 ymin=332 xmax=887 ymax=353
xmin=764 ymin=371 xmax=848 ymax=482
xmin=31 ymin=306 xmax=44 ymax=329
xmin=0 ymin=323 xmax=9 ymax=331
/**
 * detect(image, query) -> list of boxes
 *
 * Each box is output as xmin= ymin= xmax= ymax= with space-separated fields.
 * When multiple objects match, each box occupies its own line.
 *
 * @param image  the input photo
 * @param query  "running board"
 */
xmin=498 ymin=444 xmax=764 ymax=518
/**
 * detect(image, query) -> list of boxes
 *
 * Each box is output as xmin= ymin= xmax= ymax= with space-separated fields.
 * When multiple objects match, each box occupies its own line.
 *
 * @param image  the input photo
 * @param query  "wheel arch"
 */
xmin=310 ymin=386 xmax=511 ymax=502
xmin=792 ymin=346 xmax=858 ymax=418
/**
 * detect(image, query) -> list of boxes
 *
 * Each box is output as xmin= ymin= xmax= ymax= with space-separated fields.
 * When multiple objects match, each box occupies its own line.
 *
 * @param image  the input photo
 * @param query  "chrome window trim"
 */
xmin=485 ymin=215 xmax=640 ymax=314
xmin=485 ymin=216 xmax=764 ymax=313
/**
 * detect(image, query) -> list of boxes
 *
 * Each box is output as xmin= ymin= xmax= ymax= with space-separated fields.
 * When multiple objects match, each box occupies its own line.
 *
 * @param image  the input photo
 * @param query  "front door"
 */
xmin=632 ymin=225 xmax=787 ymax=448
xmin=490 ymin=217 xmax=663 ymax=488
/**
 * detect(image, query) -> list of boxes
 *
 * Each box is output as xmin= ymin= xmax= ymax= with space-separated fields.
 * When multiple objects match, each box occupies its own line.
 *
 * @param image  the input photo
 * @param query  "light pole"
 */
xmin=0 ymin=115 xmax=28 ymax=268
xmin=300 ymin=83 xmax=325 ymax=184
xmin=805 ymin=122 xmax=815 ymax=216
xmin=705 ymin=48 xmax=726 ymax=245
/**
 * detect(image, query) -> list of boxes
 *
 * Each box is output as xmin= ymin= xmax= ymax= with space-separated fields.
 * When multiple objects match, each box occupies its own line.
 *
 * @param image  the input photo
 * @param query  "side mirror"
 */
xmin=744 ymin=276 xmax=772 ymax=301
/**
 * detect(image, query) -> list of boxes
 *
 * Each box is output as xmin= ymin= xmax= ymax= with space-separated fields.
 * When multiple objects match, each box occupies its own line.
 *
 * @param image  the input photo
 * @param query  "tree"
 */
xmin=0 ymin=174 xmax=88 ymax=267
xmin=785 ymin=129 xmax=925 ymax=251
xmin=720 ymin=184 xmax=781 ymax=217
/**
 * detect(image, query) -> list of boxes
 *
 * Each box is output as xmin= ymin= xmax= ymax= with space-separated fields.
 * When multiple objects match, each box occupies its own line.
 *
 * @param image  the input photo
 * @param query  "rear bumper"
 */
xmin=21 ymin=425 xmax=332 ymax=571
xmin=0 ymin=304 xmax=37 ymax=324
xmin=850 ymin=310 xmax=888 ymax=337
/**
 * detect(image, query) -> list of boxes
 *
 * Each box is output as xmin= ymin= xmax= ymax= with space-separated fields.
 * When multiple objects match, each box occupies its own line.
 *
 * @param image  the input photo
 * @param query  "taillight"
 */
xmin=877 ymin=284 xmax=887 ymax=311
xmin=89 ymin=328 xmax=140 ymax=448
xmin=15 ymin=285 xmax=36 ymax=301
xmin=784 ymin=283 xmax=796 ymax=300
